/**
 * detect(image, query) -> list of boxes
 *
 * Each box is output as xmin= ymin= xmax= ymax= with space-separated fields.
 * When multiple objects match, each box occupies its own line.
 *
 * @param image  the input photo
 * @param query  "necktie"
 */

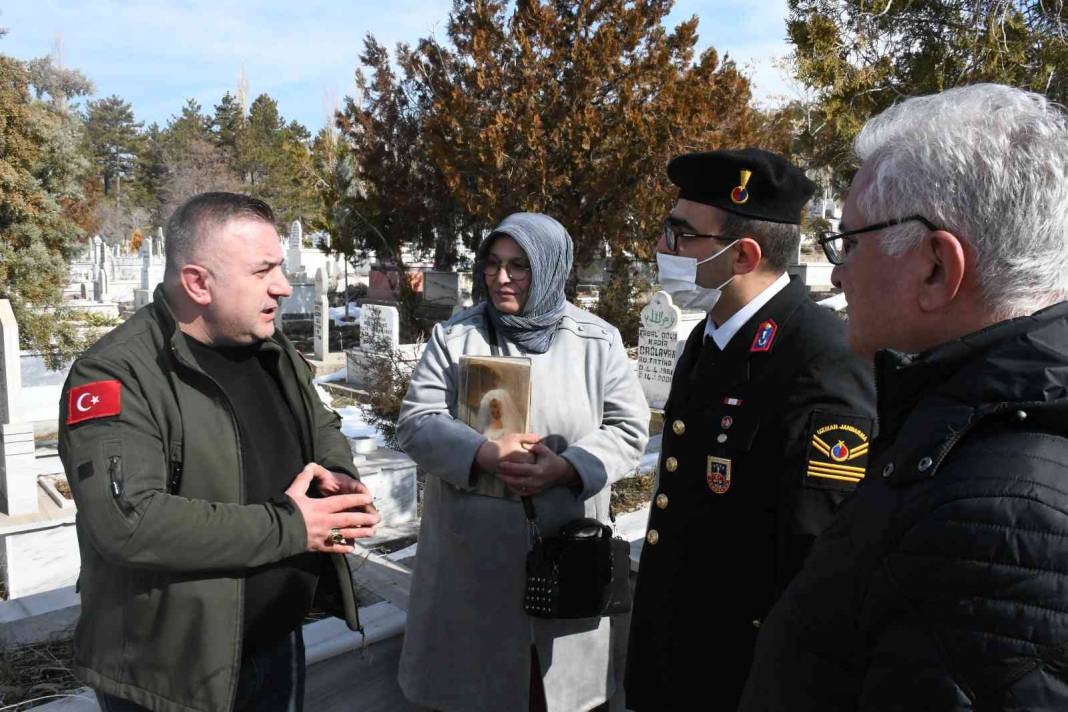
xmin=691 ymin=334 xmax=721 ymax=381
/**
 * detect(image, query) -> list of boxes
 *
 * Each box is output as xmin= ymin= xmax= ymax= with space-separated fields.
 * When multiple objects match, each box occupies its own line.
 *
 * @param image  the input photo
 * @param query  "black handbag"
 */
xmin=522 ymin=497 xmax=632 ymax=619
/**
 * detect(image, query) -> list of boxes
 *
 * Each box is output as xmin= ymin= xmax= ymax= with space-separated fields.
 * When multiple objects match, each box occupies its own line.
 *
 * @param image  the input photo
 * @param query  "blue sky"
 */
xmin=1 ymin=1 xmax=796 ymax=133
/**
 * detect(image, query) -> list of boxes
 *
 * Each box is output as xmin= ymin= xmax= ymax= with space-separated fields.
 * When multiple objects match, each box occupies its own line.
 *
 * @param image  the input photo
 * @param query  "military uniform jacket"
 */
xmin=625 ymin=276 xmax=875 ymax=711
xmin=58 ymin=285 xmax=360 ymax=712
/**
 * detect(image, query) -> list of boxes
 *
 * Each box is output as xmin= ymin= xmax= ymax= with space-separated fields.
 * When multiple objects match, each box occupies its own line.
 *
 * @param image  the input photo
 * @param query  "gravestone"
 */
xmin=0 ymin=300 xmax=19 ymax=426
xmin=346 ymin=303 xmax=402 ymax=388
xmin=135 ymin=230 xmax=166 ymax=308
xmin=0 ymin=300 xmax=37 ymax=515
xmin=359 ymin=304 xmax=400 ymax=352
xmin=636 ymin=291 xmax=703 ymax=410
xmin=424 ymin=271 xmax=466 ymax=306
xmin=290 ymin=220 xmax=303 ymax=250
xmin=313 ymin=269 xmax=330 ymax=361
xmin=286 ymin=220 xmax=305 ymax=277
xmin=354 ymin=446 xmax=418 ymax=527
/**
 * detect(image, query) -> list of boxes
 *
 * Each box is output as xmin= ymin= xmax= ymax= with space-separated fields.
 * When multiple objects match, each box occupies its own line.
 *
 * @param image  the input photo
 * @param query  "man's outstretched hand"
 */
xmin=285 ymin=463 xmax=380 ymax=553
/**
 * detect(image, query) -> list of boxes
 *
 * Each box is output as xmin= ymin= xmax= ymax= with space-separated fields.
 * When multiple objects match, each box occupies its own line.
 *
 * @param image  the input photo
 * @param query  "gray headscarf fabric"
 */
xmin=476 ymin=212 xmax=574 ymax=354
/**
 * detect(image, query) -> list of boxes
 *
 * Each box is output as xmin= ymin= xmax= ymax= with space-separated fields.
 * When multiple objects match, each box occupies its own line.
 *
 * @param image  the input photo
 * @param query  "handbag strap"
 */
xmin=483 ymin=308 xmax=542 ymax=534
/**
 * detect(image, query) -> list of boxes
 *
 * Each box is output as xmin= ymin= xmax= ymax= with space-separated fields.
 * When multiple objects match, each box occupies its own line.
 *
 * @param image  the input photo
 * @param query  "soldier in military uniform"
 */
xmin=624 ymin=149 xmax=876 ymax=711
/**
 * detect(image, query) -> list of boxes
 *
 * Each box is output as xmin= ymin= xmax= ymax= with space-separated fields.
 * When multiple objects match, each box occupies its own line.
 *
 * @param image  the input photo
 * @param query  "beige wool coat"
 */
xmin=396 ymin=302 xmax=649 ymax=712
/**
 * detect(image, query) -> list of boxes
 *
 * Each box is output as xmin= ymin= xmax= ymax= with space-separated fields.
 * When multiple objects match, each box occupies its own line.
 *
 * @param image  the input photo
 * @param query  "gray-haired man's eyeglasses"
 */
xmin=816 ymin=215 xmax=940 ymax=265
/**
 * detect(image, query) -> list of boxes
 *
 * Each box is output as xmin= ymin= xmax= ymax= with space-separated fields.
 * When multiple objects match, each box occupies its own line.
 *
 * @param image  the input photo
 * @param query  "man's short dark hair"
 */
xmin=721 ymin=211 xmax=800 ymax=273
xmin=164 ymin=192 xmax=275 ymax=282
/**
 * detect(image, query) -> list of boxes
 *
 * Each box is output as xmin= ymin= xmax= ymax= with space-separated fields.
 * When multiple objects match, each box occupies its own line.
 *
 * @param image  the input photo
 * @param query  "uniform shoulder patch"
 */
xmin=805 ymin=411 xmax=873 ymax=488
xmin=67 ymin=380 xmax=122 ymax=425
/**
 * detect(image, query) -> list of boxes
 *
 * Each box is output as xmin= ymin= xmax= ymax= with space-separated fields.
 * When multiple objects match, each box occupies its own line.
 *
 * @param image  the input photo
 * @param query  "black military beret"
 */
xmin=667 ymin=148 xmax=817 ymax=225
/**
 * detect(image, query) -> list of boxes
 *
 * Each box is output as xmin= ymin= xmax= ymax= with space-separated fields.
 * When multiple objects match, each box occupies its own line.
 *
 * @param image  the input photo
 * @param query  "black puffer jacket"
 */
xmin=739 ymin=302 xmax=1068 ymax=711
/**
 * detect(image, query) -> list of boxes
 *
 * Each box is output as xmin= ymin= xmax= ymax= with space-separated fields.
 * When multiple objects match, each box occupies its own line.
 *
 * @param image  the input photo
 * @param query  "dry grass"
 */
xmin=610 ymin=473 xmax=655 ymax=518
xmin=53 ymin=477 xmax=72 ymax=499
xmin=0 ymin=636 xmax=84 ymax=711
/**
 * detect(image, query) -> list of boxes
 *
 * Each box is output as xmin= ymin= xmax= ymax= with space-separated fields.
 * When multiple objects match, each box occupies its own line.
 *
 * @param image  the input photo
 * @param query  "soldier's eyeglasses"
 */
xmin=662 ymin=219 xmax=734 ymax=253
xmin=817 ymin=215 xmax=940 ymax=265
xmin=483 ymin=258 xmax=531 ymax=281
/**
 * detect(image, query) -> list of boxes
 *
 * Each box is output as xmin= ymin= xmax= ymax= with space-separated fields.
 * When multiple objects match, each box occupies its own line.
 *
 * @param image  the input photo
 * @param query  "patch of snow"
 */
xmin=329 ymin=303 xmax=361 ymax=326
xmin=336 ymin=405 xmax=386 ymax=448
xmin=313 ymin=366 xmax=348 ymax=384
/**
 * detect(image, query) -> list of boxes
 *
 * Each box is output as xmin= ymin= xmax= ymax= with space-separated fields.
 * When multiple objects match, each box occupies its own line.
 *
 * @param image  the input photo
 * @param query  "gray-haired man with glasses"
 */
xmin=626 ymin=148 xmax=876 ymax=711
xmin=742 ymin=83 xmax=1068 ymax=711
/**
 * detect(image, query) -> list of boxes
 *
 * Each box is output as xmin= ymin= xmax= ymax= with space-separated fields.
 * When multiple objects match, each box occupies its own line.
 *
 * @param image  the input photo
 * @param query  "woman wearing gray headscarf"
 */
xmin=396 ymin=213 xmax=649 ymax=712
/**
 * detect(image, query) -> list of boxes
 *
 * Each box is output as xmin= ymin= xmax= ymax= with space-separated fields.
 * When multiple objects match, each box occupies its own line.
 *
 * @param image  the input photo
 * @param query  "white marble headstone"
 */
xmin=637 ymin=291 xmax=703 ymax=410
xmin=359 ymin=304 xmax=400 ymax=352
xmin=0 ymin=299 xmax=20 ymax=425
xmin=289 ymin=220 xmax=303 ymax=250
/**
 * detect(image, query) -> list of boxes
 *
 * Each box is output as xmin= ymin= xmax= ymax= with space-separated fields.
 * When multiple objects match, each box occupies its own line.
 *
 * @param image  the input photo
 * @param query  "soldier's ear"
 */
xmin=732 ymin=237 xmax=763 ymax=276
xmin=180 ymin=264 xmax=213 ymax=306
xmin=917 ymin=230 xmax=966 ymax=313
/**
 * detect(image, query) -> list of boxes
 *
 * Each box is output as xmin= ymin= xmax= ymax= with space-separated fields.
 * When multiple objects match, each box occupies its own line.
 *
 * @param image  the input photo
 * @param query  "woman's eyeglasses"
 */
xmin=483 ymin=258 xmax=531 ymax=281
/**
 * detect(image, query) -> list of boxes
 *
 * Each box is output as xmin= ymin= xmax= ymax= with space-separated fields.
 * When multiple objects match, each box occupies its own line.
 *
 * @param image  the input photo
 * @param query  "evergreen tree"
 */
xmin=340 ymin=0 xmax=761 ymax=275
xmin=210 ymin=91 xmax=244 ymax=154
xmin=131 ymin=122 xmax=167 ymax=222
xmin=83 ymin=95 xmax=143 ymax=197
xmin=788 ymin=0 xmax=1068 ymax=185
xmin=0 ymin=50 xmax=97 ymax=364
xmin=165 ymin=98 xmax=212 ymax=153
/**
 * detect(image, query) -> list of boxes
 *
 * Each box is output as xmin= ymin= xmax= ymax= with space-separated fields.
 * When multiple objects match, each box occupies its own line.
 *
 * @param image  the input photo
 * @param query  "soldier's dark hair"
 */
xmin=163 ymin=192 xmax=275 ymax=284
xmin=720 ymin=211 xmax=800 ymax=273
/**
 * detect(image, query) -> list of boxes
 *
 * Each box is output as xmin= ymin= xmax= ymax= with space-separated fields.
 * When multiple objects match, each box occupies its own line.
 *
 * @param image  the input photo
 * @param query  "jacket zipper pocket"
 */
xmin=168 ymin=441 xmax=184 ymax=494
xmin=105 ymin=445 xmax=135 ymax=517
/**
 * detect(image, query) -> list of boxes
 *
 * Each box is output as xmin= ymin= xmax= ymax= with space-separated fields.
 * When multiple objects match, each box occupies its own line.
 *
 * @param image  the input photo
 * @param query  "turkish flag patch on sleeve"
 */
xmin=67 ymin=380 xmax=122 ymax=425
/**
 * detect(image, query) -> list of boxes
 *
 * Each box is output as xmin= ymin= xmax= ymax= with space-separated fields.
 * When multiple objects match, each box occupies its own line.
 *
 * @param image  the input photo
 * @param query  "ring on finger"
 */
xmin=328 ymin=528 xmax=346 ymax=545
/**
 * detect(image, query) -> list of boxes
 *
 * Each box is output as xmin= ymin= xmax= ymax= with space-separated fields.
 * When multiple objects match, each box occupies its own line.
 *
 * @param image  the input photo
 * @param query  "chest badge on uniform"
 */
xmin=806 ymin=412 xmax=872 ymax=487
xmin=750 ymin=319 xmax=778 ymax=353
xmin=721 ymin=415 xmax=734 ymax=430
xmin=707 ymin=456 xmax=732 ymax=494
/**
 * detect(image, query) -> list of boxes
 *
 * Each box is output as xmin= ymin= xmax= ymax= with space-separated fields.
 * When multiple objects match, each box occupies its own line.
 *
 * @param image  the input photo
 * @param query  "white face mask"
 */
xmin=656 ymin=240 xmax=738 ymax=311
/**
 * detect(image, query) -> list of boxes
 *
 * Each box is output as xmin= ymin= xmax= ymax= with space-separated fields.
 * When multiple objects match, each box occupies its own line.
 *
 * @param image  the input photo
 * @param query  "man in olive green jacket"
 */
xmin=59 ymin=193 xmax=379 ymax=712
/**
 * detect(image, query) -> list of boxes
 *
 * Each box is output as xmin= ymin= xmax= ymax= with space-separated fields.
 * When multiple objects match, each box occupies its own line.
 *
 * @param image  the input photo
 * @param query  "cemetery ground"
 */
xmin=0 ymin=346 xmax=658 ymax=712
xmin=0 ymin=228 xmax=835 ymax=709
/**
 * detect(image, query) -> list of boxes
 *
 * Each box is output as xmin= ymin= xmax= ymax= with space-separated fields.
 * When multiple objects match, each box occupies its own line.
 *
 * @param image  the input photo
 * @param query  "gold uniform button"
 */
xmin=665 ymin=457 xmax=678 ymax=472
xmin=672 ymin=419 xmax=686 ymax=435
xmin=655 ymin=493 xmax=669 ymax=510
xmin=646 ymin=529 xmax=660 ymax=545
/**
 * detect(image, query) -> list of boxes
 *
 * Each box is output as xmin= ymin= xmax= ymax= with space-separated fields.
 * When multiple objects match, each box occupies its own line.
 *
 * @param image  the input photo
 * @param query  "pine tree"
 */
xmin=83 ymin=95 xmax=143 ymax=197
xmin=165 ymin=98 xmax=212 ymax=154
xmin=211 ymin=91 xmax=245 ymax=155
xmin=788 ymin=0 xmax=1068 ymax=185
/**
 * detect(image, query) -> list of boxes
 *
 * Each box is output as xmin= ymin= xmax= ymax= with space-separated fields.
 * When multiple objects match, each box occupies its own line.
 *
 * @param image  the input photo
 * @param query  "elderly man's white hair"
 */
xmin=854 ymin=83 xmax=1068 ymax=318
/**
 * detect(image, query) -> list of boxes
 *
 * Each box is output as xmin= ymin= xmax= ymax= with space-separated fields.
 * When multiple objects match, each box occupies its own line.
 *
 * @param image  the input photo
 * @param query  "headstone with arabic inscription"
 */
xmin=637 ymin=291 xmax=704 ymax=410
xmin=359 ymin=303 xmax=400 ymax=352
